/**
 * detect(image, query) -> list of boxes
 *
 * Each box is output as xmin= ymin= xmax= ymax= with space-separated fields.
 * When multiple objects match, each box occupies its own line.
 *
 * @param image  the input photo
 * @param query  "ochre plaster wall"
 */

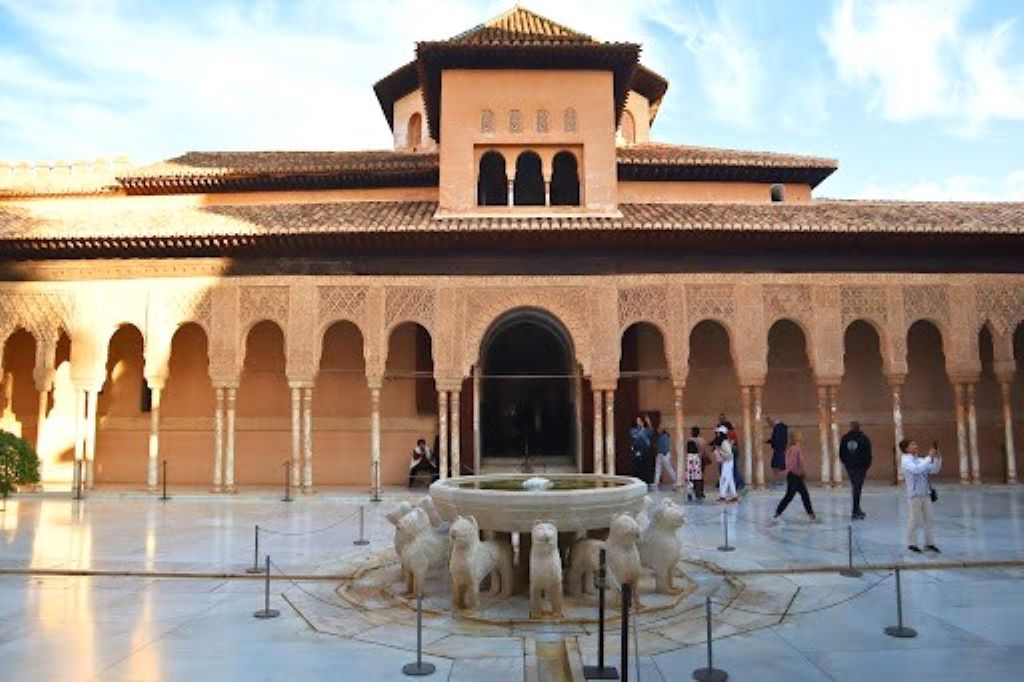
xmin=617 ymin=92 xmax=651 ymax=145
xmin=618 ymin=181 xmax=813 ymax=204
xmin=393 ymin=89 xmax=437 ymax=152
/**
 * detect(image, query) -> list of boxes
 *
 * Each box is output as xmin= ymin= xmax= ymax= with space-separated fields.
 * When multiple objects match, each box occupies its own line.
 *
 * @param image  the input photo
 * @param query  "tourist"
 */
xmin=901 ymin=438 xmax=942 ymax=553
xmin=652 ymin=426 xmax=677 ymax=491
xmin=713 ymin=426 xmax=737 ymax=502
xmin=630 ymin=415 xmax=651 ymax=482
xmin=771 ymin=430 xmax=817 ymax=522
xmin=685 ymin=426 xmax=709 ymax=500
xmin=408 ymin=438 xmax=438 ymax=487
xmin=839 ymin=421 xmax=873 ymax=520
xmin=766 ymin=417 xmax=788 ymax=487
xmin=717 ymin=413 xmax=745 ymax=491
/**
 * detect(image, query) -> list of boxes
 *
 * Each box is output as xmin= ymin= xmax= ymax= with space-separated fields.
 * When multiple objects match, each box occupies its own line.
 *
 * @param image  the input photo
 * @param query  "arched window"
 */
xmin=509 ymin=109 xmax=523 ymax=133
xmin=407 ymin=112 xmax=422 ymax=149
xmin=619 ymin=110 xmax=636 ymax=145
xmin=477 ymin=151 xmax=508 ymax=206
xmin=536 ymin=109 xmax=549 ymax=133
xmin=770 ymin=184 xmax=786 ymax=202
xmin=480 ymin=109 xmax=495 ymax=133
xmin=513 ymin=151 xmax=544 ymax=206
xmin=563 ymin=108 xmax=577 ymax=132
xmin=550 ymin=151 xmax=580 ymax=206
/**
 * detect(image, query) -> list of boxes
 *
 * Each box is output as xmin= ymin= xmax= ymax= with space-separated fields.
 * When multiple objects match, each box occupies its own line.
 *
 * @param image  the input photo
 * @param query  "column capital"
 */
xmin=815 ymin=377 xmax=843 ymax=389
xmin=737 ymin=377 xmax=765 ymax=389
xmin=287 ymin=380 xmax=314 ymax=390
xmin=591 ymin=377 xmax=617 ymax=392
xmin=144 ymin=374 xmax=168 ymax=391
xmin=949 ymin=374 xmax=980 ymax=386
xmin=435 ymin=379 xmax=463 ymax=392
xmin=886 ymin=374 xmax=906 ymax=388
xmin=212 ymin=380 xmax=239 ymax=390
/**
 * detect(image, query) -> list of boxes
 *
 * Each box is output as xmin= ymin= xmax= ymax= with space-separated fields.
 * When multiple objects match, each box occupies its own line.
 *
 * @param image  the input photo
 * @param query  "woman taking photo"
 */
xmin=771 ymin=430 xmax=817 ymax=522
xmin=713 ymin=426 xmax=737 ymax=503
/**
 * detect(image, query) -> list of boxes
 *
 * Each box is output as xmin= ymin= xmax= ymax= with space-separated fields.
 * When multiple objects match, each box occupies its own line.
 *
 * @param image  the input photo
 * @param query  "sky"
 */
xmin=0 ymin=0 xmax=1022 ymax=200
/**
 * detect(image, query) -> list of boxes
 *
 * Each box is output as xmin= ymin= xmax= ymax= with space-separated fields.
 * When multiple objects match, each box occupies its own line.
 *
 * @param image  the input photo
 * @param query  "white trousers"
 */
xmin=653 ymin=452 xmax=677 ymax=486
xmin=719 ymin=460 xmax=736 ymax=499
xmin=906 ymin=496 xmax=935 ymax=546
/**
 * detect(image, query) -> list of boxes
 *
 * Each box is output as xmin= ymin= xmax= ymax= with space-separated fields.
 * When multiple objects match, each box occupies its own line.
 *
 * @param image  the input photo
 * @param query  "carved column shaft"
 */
xmin=574 ymin=365 xmax=584 ymax=473
xmin=967 ymin=383 xmax=981 ymax=484
xmin=954 ymin=383 xmax=970 ymax=484
xmin=592 ymin=390 xmax=604 ymax=475
xmin=741 ymin=386 xmax=753 ymax=489
xmin=816 ymin=386 xmax=831 ymax=485
xmin=438 ymin=390 xmax=449 ymax=480
xmin=473 ymin=366 xmax=482 ymax=475
xmin=451 ymin=390 xmax=461 ymax=478
xmin=673 ymin=386 xmax=685 ymax=488
xmin=302 ymin=387 xmax=313 ymax=492
xmin=1000 ymin=382 xmax=1017 ymax=484
xmin=752 ymin=386 xmax=764 ymax=488
xmin=370 ymin=387 xmax=381 ymax=495
xmin=604 ymin=389 xmax=615 ymax=476
xmin=224 ymin=387 xmax=237 ymax=492
xmin=84 ymin=388 xmax=98 ymax=489
xmin=891 ymin=382 xmax=905 ymax=483
xmin=147 ymin=386 xmax=162 ymax=491
xmin=35 ymin=389 xmax=48 ymax=461
xmin=73 ymin=388 xmax=84 ymax=491
xmin=290 ymin=386 xmax=301 ymax=491
xmin=828 ymin=386 xmax=842 ymax=486
xmin=213 ymin=387 xmax=224 ymax=491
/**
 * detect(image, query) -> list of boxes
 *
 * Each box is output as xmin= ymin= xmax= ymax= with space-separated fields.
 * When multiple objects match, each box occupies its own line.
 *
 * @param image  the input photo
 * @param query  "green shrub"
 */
xmin=0 ymin=429 xmax=40 ymax=495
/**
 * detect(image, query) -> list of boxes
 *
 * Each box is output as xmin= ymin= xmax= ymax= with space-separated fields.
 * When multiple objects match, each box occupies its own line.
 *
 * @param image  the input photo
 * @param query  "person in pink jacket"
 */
xmin=771 ymin=430 xmax=817 ymax=522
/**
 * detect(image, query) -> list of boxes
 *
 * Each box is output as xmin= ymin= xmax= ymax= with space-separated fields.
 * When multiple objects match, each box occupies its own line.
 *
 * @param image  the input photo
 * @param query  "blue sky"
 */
xmin=1 ymin=0 xmax=1022 ymax=199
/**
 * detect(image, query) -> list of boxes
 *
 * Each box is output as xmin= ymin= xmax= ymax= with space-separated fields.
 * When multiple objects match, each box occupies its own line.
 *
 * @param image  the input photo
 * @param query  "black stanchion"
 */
xmin=840 ymin=525 xmax=862 ymax=578
xmin=72 ymin=460 xmax=83 ymax=501
xmin=370 ymin=461 xmax=381 ymax=503
xmin=620 ymin=583 xmax=632 ymax=682
xmin=402 ymin=594 xmax=436 ymax=676
xmin=281 ymin=462 xmax=292 ymax=503
xmin=253 ymin=555 xmax=280 ymax=619
xmin=692 ymin=596 xmax=728 ymax=681
xmin=353 ymin=505 xmax=370 ymax=546
xmin=884 ymin=567 xmax=917 ymax=638
xmin=160 ymin=460 xmax=170 ymax=501
xmin=717 ymin=509 xmax=734 ymax=552
xmin=246 ymin=525 xmax=263 ymax=574
xmin=583 ymin=548 xmax=618 ymax=680
xmin=1 ymin=489 xmax=6 ymax=513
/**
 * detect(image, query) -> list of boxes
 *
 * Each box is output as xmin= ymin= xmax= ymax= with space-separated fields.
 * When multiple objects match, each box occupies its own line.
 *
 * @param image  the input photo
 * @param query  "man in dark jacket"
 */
xmin=839 ymin=421 xmax=872 ymax=520
xmin=765 ymin=417 xmax=788 ymax=487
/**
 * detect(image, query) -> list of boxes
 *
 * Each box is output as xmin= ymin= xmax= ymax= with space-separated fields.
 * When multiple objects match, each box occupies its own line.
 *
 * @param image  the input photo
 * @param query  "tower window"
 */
xmin=550 ymin=151 xmax=580 ymax=206
xmin=407 ymin=112 xmax=422 ymax=149
xmin=563 ymin=108 xmax=577 ymax=132
xmin=477 ymin=151 xmax=508 ymax=206
xmin=509 ymin=109 xmax=523 ymax=133
xmin=481 ymin=109 xmax=495 ymax=134
xmin=536 ymin=109 xmax=549 ymax=133
xmin=513 ymin=151 xmax=544 ymax=206
xmin=619 ymin=110 xmax=636 ymax=145
xmin=770 ymin=184 xmax=786 ymax=202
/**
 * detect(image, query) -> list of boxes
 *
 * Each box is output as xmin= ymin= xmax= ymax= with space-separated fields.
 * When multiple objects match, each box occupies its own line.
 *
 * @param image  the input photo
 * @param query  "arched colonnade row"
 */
xmin=0 ymin=277 xmax=1022 ymax=491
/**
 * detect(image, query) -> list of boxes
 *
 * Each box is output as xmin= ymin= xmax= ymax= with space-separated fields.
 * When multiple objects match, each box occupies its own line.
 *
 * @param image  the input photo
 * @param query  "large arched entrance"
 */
xmin=480 ymin=310 xmax=578 ymax=469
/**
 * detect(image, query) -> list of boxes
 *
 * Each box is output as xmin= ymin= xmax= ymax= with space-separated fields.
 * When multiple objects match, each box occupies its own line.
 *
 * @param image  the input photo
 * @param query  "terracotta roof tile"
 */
xmin=445 ymin=6 xmax=596 ymax=46
xmin=617 ymin=143 xmax=837 ymax=170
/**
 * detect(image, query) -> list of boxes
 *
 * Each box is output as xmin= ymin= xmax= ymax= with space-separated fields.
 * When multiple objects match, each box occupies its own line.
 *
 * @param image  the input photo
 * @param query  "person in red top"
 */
xmin=771 ymin=430 xmax=817 ymax=522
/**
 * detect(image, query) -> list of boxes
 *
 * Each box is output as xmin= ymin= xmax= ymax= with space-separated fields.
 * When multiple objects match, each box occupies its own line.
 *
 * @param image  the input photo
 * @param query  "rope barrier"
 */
xmin=710 ymin=571 xmax=893 ymax=618
xmin=257 ymin=507 xmax=363 ymax=536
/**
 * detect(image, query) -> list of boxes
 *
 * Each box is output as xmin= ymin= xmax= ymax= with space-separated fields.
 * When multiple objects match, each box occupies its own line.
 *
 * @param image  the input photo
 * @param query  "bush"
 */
xmin=0 ymin=429 xmax=40 ymax=496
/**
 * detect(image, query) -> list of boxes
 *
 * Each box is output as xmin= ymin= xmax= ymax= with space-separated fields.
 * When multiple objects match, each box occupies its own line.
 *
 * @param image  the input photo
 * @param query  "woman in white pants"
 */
xmin=900 ymin=438 xmax=941 ymax=553
xmin=652 ymin=427 xmax=677 ymax=491
xmin=714 ymin=428 xmax=737 ymax=502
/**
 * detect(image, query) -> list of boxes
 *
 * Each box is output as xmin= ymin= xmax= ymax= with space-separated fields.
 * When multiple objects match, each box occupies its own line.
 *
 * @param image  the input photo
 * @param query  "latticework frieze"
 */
xmin=763 ymin=284 xmax=812 ymax=325
xmin=903 ymin=285 xmax=949 ymax=327
xmin=0 ymin=292 xmax=74 ymax=343
xmin=165 ymin=289 xmax=213 ymax=332
xmin=840 ymin=285 xmax=887 ymax=328
xmin=617 ymin=285 xmax=668 ymax=331
xmin=240 ymin=285 xmax=289 ymax=328
xmin=686 ymin=285 xmax=735 ymax=324
xmin=976 ymin=285 xmax=1024 ymax=334
xmin=318 ymin=286 xmax=367 ymax=329
xmin=385 ymin=287 xmax=435 ymax=331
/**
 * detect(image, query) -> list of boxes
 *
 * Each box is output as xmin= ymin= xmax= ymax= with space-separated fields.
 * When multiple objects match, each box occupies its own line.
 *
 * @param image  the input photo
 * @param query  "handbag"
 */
xmin=929 ymin=486 xmax=938 ymax=503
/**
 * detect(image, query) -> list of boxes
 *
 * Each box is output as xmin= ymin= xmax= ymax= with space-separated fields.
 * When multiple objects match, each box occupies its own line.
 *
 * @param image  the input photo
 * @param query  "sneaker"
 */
xmin=926 ymin=544 xmax=941 ymax=553
xmin=808 ymin=513 xmax=819 ymax=523
xmin=908 ymin=545 xmax=922 ymax=553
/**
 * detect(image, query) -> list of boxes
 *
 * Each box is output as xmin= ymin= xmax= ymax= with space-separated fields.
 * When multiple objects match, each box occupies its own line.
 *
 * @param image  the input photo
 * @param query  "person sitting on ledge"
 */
xmin=408 ymin=438 xmax=438 ymax=487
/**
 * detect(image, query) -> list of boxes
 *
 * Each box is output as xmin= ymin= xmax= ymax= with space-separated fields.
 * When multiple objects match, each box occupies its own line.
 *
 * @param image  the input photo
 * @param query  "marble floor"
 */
xmin=1 ymin=483 xmax=1022 ymax=681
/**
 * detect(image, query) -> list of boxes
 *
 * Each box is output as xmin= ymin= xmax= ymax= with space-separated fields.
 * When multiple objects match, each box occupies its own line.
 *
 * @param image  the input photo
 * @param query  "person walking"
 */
xmin=901 ymin=438 xmax=942 ymax=553
xmin=713 ymin=426 xmax=737 ymax=502
xmin=684 ymin=426 xmax=709 ymax=500
xmin=652 ymin=426 xmax=677 ymax=491
xmin=766 ymin=417 xmax=788 ymax=488
xmin=717 ymin=412 xmax=745 ymax=491
xmin=839 ymin=421 xmax=873 ymax=520
xmin=630 ymin=415 xmax=653 ymax=483
xmin=771 ymin=430 xmax=817 ymax=522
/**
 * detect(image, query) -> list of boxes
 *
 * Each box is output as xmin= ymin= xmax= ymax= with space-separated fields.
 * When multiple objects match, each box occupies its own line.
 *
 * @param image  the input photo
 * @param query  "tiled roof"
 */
xmin=0 ymin=159 xmax=129 ymax=198
xmin=445 ymin=6 xmax=596 ymax=46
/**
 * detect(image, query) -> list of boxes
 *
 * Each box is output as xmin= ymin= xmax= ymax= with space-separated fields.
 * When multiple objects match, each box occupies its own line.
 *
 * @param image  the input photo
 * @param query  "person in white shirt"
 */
xmin=900 ymin=438 xmax=941 ymax=553
xmin=713 ymin=426 xmax=737 ymax=502
xmin=408 ymin=438 xmax=438 ymax=487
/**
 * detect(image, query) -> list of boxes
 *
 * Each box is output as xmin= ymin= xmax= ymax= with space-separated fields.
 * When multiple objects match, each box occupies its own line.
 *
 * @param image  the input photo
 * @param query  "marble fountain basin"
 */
xmin=429 ymin=473 xmax=647 ymax=533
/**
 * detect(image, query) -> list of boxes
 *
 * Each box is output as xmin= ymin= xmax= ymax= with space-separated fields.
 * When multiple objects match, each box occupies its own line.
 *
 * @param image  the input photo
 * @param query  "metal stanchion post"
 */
xmin=354 ymin=505 xmax=370 ymax=546
xmin=402 ymin=594 xmax=436 ymax=676
xmin=840 ymin=525 xmax=862 ymax=578
xmin=72 ymin=460 xmax=82 ymax=501
xmin=281 ymin=461 xmax=292 ymax=503
xmin=1 ymin=490 xmax=6 ymax=513
xmin=692 ymin=596 xmax=728 ymax=681
xmin=246 ymin=525 xmax=263 ymax=574
xmin=884 ymin=567 xmax=917 ymax=638
xmin=160 ymin=460 xmax=170 ymax=501
xmin=583 ymin=548 xmax=618 ymax=679
xmin=717 ymin=509 xmax=734 ymax=552
xmin=620 ymin=583 xmax=631 ymax=682
xmin=371 ymin=461 xmax=381 ymax=503
xmin=252 ymin=555 xmax=280 ymax=619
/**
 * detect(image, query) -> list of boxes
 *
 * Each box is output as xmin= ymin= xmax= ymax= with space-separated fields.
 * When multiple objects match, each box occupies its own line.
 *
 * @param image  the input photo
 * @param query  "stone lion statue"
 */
xmin=448 ymin=516 xmax=513 ymax=611
xmin=398 ymin=507 xmax=449 ymax=598
xmin=569 ymin=512 xmax=643 ymax=607
xmin=639 ymin=499 xmax=685 ymax=594
xmin=386 ymin=501 xmax=415 ymax=556
xmin=529 ymin=522 xmax=563 ymax=618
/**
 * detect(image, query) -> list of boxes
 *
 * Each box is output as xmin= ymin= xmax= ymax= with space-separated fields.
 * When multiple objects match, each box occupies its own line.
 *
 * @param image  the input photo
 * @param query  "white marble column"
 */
xmin=741 ymin=386 xmax=753 ymax=489
xmin=224 ymin=387 xmax=237 ymax=492
xmin=891 ymin=381 xmax=905 ymax=483
xmin=816 ymin=386 xmax=832 ymax=485
xmin=954 ymin=383 xmax=970 ymax=484
xmin=146 ymin=385 xmax=163 ymax=492
xmin=544 ymin=180 xmax=551 ymax=207
xmin=967 ymin=383 xmax=981 ymax=484
xmin=451 ymin=390 xmax=461 ymax=478
xmin=574 ymin=365 xmax=584 ymax=473
xmin=73 ymin=387 xmax=85 ymax=492
xmin=302 ymin=387 xmax=313 ymax=492
xmin=506 ymin=180 xmax=515 ymax=207
xmin=673 ymin=386 xmax=685 ymax=488
xmin=753 ymin=386 xmax=764 ymax=488
xmin=35 ymin=386 xmax=49 ymax=460
xmin=603 ymin=389 xmax=615 ymax=476
xmin=438 ymin=390 xmax=449 ymax=481
xmin=213 ymin=387 xmax=224 ymax=491
xmin=473 ymin=366 xmax=482 ymax=475
xmin=592 ymin=390 xmax=604 ymax=475
xmin=1000 ymin=381 xmax=1017 ymax=484
xmin=829 ymin=386 xmax=843 ymax=486
xmin=289 ymin=386 xmax=301 ymax=492
xmin=370 ymin=386 xmax=381 ymax=496
xmin=84 ymin=388 xmax=98 ymax=489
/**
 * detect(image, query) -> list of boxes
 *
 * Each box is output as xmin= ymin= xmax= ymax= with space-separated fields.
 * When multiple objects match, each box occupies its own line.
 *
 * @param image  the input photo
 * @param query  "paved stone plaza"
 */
xmin=1 ymin=485 xmax=1023 ymax=681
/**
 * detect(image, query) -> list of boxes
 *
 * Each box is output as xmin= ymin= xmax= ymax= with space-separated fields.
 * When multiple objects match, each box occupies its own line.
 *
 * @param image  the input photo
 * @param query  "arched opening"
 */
xmin=96 ymin=324 xmax=146 ymax=484
xmin=0 ymin=329 xmax=38 ymax=444
xmin=477 ymin=151 xmax=508 ymax=206
xmin=237 ymin=320 xmax=289 ymax=486
xmin=161 ymin=323 xmax=214 ymax=485
xmin=617 ymin=322 xmax=670 ymax=480
xmin=837 ymin=320 xmax=894 ymax=480
xmin=763 ymin=320 xmax=820 ymax=482
xmin=315 ymin=321 xmax=369 ymax=485
xmin=685 ymin=319 xmax=741 ymax=441
xmin=481 ymin=310 xmax=576 ymax=467
xmin=976 ymin=325 xmax=1004 ymax=482
xmin=903 ymin=320 xmax=956 ymax=481
xmin=513 ymin=151 xmax=544 ymax=206
xmin=1013 ymin=323 xmax=1024 ymax=478
xmin=384 ymin=322 xmax=436 ymax=481
xmin=36 ymin=332 xmax=74 ymax=483
xmin=619 ymin=110 xmax=636 ymax=145
xmin=550 ymin=151 xmax=580 ymax=206
xmin=407 ymin=112 xmax=422 ymax=149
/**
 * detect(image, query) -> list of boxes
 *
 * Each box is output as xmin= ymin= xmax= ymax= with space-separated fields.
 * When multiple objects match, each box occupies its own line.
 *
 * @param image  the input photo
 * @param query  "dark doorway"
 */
xmin=481 ymin=311 xmax=575 ymax=462
xmin=513 ymin=151 xmax=544 ymax=206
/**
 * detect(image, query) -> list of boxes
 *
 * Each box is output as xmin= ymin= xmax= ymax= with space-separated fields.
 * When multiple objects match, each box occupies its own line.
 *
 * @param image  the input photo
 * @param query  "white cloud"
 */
xmin=856 ymin=168 xmax=1024 ymax=201
xmin=822 ymin=0 xmax=1024 ymax=133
